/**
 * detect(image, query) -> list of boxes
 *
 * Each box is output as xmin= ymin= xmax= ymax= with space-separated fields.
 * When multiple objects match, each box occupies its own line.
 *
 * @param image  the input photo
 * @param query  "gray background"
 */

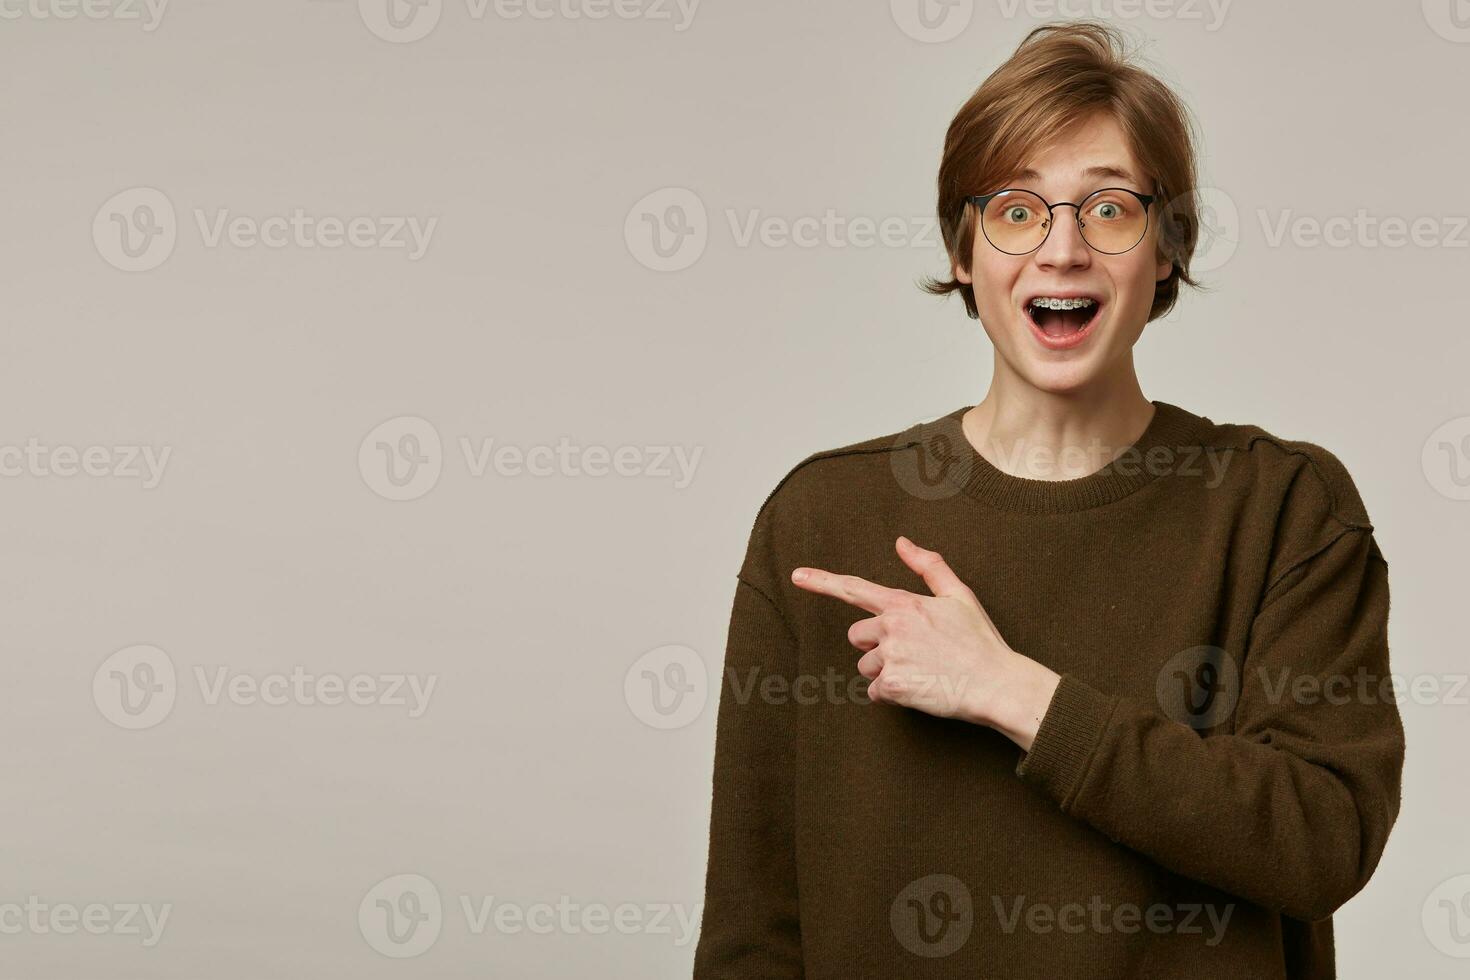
xmin=2 ymin=0 xmax=1467 ymax=976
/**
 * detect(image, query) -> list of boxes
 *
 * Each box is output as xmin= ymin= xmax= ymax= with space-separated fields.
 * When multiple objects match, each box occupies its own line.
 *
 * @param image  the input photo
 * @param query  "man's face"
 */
xmin=955 ymin=112 xmax=1173 ymax=394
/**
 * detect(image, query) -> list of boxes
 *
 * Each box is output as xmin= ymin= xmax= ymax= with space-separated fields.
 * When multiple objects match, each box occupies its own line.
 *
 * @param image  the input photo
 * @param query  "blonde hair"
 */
xmin=922 ymin=21 xmax=1202 ymax=321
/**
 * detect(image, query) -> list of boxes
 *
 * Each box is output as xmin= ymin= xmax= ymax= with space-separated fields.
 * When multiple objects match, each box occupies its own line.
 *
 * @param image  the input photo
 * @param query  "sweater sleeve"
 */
xmin=692 ymin=502 xmax=805 ymax=976
xmin=1014 ymin=520 xmax=1404 ymax=922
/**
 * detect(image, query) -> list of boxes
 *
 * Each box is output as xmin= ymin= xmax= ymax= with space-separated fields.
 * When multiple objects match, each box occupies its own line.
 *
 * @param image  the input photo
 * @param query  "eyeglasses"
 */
xmin=965 ymin=187 xmax=1156 ymax=255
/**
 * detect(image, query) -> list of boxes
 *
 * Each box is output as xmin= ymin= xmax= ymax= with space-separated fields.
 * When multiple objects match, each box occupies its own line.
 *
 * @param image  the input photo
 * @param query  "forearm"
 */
xmin=1011 ymin=673 xmax=1401 ymax=921
xmin=971 ymin=530 xmax=1403 ymax=921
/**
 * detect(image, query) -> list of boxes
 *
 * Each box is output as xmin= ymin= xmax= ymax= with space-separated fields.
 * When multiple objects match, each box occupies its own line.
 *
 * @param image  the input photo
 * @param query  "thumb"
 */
xmin=895 ymin=536 xmax=977 ymax=603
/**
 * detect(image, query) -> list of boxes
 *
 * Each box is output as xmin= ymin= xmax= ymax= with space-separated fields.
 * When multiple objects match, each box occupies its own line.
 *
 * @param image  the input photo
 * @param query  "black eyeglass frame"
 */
xmin=964 ymin=186 xmax=1157 ymax=256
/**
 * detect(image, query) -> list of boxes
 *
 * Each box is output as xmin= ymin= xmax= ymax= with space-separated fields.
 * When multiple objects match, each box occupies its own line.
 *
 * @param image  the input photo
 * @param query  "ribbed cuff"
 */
xmin=1014 ymin=673 xmax=1117 ymax=810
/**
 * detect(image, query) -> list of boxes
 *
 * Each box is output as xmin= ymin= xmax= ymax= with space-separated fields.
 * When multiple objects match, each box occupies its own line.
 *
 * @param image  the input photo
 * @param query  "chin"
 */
xmin=1020 ymin=365 xmax=1097 ymax=395
xmin=1011 ymin=348 xmax=1106 ymax=393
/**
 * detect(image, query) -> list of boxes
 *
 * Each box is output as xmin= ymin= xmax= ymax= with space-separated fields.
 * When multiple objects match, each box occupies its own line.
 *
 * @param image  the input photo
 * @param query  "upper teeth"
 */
xmin=1031 ymin=297 xmax=1096 ymax=310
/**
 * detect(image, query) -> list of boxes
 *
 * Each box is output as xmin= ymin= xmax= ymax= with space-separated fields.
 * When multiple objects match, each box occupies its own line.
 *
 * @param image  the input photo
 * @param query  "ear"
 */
xmin=953 ymin=256 xmax=973 ymax=286
xmin=1155 ymin=250 xmax=1172 ymax=284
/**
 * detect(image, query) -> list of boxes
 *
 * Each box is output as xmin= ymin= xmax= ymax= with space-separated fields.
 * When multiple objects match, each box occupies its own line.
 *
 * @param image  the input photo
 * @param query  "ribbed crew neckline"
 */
xmin=917 ymin=399 xmax=1207 ymax=514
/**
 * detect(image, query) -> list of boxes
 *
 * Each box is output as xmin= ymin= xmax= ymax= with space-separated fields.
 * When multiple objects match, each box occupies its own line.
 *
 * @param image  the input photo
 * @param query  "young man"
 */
xmin=692 ymin=21 xmax=1404 ymax=980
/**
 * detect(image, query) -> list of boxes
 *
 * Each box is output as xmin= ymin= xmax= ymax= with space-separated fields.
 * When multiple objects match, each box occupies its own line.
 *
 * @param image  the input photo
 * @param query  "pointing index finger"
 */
xmin=791 ymin=567 xmax=904 ymax=614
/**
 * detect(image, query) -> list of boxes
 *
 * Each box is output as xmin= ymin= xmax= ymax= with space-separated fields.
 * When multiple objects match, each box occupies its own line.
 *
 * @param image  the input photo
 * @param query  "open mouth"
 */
xmin=1023 ymin=295 xmax=1102 ymax=349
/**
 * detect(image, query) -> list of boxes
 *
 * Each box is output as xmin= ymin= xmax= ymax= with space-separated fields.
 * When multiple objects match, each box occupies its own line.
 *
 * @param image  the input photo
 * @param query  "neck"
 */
xmin=963 ymin=361 xmax=1155 ymax=481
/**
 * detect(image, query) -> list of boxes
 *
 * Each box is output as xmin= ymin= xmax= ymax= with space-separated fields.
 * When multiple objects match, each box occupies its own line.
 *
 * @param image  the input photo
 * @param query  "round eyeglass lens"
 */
xmin=979 ymin=190 xmax=1049 ymax=255
xmin=979 ymin=188 xmax=1148 ymax=255
xmin=1075 ymin=188 xmax=1148 ymax=254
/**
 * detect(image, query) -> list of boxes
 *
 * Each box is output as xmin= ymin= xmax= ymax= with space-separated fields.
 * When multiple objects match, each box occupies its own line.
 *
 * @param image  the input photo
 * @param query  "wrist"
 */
xmin=981 ymin=653 xmax=1062 ymax=750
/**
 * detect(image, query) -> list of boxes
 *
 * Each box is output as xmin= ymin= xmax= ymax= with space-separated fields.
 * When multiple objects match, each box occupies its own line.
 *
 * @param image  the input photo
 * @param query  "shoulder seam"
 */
xmin=735 ymin=573 xmax=798 ymax=643
xmin=1239 ymin=431 xmax=1371 ymax=533
xmin=1257 ymin=524 xmax=1376 ymax=614
xmin=752 ymin=438 xmax=924 ymax=520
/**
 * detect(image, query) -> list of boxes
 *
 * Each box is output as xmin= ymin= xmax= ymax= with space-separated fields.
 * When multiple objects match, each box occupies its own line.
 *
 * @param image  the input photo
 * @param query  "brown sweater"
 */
xmin=692 ymin=400 xmax=1404 ymax=980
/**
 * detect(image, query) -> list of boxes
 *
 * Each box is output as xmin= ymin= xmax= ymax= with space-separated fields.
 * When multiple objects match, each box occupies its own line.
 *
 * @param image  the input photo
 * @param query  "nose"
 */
xmin=1033 ymin=203 xmax=1091 ymax=271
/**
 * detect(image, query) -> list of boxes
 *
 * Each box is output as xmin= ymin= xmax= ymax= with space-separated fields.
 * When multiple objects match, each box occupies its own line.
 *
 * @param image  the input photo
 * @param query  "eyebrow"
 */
xmin=1012 ymin=165 xmax=1141 ymax=187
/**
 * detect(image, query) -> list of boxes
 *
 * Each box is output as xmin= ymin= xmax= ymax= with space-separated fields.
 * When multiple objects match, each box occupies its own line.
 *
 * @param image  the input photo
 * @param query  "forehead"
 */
xmin=1012 ymin=113 xmax=1148 ymax=190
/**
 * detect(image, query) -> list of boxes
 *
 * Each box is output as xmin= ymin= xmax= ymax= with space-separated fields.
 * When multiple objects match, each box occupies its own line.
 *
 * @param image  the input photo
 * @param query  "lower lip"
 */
xmin=1025 ymin=303 xmax=1102 ymax=351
